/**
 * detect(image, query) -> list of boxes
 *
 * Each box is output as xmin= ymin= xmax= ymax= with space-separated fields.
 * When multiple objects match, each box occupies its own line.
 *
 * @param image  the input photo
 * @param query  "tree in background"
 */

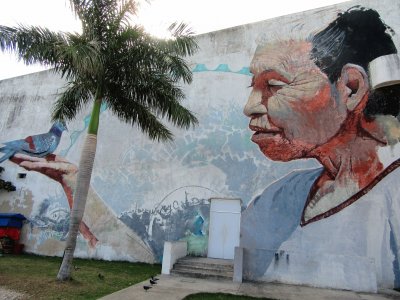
xmin=0 ymin=0 xmax=198 ymax=280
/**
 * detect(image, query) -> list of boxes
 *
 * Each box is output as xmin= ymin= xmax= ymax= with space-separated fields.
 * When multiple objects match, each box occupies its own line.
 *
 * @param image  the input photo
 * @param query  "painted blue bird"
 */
xmin=0 ymin=121 xmax=67 ymax=163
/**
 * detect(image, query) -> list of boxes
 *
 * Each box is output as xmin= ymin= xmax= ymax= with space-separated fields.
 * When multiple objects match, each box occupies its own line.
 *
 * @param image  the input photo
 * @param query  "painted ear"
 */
xmin=337 ymin=64 xmax=369 ymax=111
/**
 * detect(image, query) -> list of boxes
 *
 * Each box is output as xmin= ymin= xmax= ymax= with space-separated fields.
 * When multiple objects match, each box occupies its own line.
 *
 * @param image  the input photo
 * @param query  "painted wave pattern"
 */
xmin=192 ymin=64 xmax=252 ymax=76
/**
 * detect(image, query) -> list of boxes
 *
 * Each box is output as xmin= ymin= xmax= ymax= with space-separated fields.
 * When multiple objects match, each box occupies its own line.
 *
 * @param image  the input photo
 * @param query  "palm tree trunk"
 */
xmin=57 ymin=97 xmax=102 ymax=281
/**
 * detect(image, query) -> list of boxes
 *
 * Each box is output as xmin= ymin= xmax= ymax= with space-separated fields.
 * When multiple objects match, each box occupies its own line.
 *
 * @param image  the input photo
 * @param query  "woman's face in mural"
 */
xmin=244 ymin=40 xmax=348 ymax=161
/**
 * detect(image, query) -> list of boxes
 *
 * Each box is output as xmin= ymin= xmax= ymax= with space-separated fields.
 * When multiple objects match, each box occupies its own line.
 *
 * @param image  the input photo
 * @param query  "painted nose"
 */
xmin=243 ymin=90 xmax=267 ymax=117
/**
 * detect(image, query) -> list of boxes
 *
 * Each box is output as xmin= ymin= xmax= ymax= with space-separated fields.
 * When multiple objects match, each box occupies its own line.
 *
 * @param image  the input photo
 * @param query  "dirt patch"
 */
xmin=0 ymin=287 xmax=27 ymax=300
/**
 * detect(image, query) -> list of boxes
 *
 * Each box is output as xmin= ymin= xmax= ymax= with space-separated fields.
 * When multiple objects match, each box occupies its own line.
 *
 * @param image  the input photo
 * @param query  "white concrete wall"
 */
xmin=161 ymin=241 xmax=187 ymax=275
xmin=0 ymin=0 xmax=399 ymax=292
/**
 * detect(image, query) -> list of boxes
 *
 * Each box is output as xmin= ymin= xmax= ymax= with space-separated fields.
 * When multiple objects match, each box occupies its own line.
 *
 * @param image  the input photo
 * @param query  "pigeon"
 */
xmin=150 ymin=279 xmax=157 ymax=285
xmin=151 ymin=275 xmax=159 ymax=281
xmin=0 ymin=121 xmax=67 ymax=163
xmin=143 ymin=285 xmax=152 ymax=291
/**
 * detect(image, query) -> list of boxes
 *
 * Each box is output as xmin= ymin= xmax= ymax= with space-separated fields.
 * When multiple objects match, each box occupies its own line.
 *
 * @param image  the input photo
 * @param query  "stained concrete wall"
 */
xmin=0 ymin=0 xmax=399 ymax=292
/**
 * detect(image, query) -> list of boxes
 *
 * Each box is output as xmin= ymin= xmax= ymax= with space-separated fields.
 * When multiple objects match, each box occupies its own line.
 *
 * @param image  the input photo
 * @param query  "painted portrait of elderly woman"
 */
xmin=241 ymin=7 xmax=400 ymax=292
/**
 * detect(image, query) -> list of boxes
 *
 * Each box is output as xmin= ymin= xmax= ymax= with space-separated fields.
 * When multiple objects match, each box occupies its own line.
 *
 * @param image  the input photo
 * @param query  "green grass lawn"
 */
xmin=0 ymin=253 xmax=160 ymax=299
xmin=183 ymin=293 xmax=276 ymax=300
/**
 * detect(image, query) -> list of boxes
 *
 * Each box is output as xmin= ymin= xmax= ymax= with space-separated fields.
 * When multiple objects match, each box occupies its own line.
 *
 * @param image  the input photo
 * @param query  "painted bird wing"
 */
xmin=3 ymin=133 xmax=56 ymax=155
xmin=2 ymin=139 xmax=34 ymax=152
xmin=29 ymin=134 xmax=59 ymax=154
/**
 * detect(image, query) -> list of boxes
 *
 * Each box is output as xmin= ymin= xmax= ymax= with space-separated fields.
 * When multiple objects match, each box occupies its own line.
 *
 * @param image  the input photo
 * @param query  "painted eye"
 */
xmin=268 ymin=79 xmax=287 ymax=87
xmin=266 ymin=79 xmax=287 ymax=94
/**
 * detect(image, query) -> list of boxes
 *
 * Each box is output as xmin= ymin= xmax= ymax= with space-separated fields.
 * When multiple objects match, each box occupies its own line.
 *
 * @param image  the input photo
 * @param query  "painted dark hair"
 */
xmin=311 ymin=7 xmax=400 ymax=118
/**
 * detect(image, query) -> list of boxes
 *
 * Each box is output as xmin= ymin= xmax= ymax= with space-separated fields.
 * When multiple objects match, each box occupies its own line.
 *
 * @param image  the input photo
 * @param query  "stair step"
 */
xmin=174 ymin=264 xmax=233 ymax=273
xmin=171 ymin=268 xmax=233 ymax=280
xmin=174 ymin=261 xmax=233 ymax=271
xmin=171 ymin=257 xmax=234 ymax=280
xmin=176 ymin=257 xmax=233 ymax=268
xmin=179 ymin=257 xmax=233 ymax=264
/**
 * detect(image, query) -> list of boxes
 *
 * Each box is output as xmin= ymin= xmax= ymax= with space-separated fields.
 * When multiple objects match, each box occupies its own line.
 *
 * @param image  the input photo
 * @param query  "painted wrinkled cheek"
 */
xmin=305 ymin=84 xmax=332 ymax=112
xmin=266 ymin=97 xmax=293 ymax=130
xmin=287 ymin=83 xmax=331 ymax=115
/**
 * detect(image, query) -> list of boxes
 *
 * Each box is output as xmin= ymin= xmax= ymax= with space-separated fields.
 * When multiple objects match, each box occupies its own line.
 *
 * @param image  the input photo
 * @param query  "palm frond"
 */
xmin=69 ymin=0 xmax=91 ymax=20
xmin=136 ymin=75 xmax=196 ymax=126
xmin=52 ymin=80 xmax=93 ymax=121
xmin=113 ymin=0 xmax=137 ymax=29
xmin=0 ymin=25 xmax=102 ymax=81
xmin=0 ymin=25 xmax=68 ymax=65
xmin=166 ymin=22 xmax=199 ymax=57
xmin=55 ymin=33 xmax=103 ymax=80
xmin=107 ymin=95 xmax=173 ymax=141
xmin=156 ymin=95 xmax=198 ymax=129
xmin=0 ymin=25 xmax=17 ymax=52
xmin=168 ymin=22 xmax=195 ymax=38
xmin=112 ymin=26 xmax=195 ymax=84
xmin=162 ymin=54 xmax=193 ymax=84
xmin=104 ymin=63 xmax=198 ymax=129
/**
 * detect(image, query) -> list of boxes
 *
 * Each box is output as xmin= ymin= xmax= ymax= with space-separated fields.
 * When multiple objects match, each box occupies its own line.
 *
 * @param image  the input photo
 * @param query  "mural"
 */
xmin=0 ymin=69 xmax=264 ymax=261
xmin=0 ymin=122 xmax=67 ymax=163
xmin=0 ymin=0 xmax=399 ymax=293
xmin=241 ymin=7 xmax=400 ymax=291
xmin=120 ymin=186 xmax=212 ymax=260
xmin=0 ymin=123 xmax=99 ymax=248
xmin=9 ymin=154 xmax=98 ymax=247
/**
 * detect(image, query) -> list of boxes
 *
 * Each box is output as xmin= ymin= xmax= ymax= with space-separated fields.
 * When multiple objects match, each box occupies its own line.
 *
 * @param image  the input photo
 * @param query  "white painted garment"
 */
xmin=240 ymin=166 xmax=400 ymax=292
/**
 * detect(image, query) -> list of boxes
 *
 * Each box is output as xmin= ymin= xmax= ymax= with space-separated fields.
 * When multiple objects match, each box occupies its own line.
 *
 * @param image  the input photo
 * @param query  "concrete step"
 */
xmin=171 ymin=268 xmax=233 ymax=280
xmin=175 ymin=261 xmax=233 ymax=271
xmin=171 ymin=257 xmax=234 ymax=280
xmin=177 ymin=257 xmax=233 ymax=268
xmin=174 ymin=263 xmax=233 ymax=274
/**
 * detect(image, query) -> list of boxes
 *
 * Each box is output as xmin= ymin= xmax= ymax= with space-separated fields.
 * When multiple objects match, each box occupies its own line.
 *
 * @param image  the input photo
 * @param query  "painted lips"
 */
xmin=249 ymin=124 xmax=281 ymax=134
xmin=250 ymin=125 xmax=282 ymax=144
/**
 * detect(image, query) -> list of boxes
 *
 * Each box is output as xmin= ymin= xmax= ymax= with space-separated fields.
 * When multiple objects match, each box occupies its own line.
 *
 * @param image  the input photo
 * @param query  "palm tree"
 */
xmin=0 ymin=0 xmax=198 ymax=280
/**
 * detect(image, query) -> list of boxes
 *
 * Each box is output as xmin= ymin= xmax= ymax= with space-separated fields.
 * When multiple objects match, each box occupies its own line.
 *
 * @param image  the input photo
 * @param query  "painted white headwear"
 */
xmin=368 ymin=54 xmax=400 ymax=89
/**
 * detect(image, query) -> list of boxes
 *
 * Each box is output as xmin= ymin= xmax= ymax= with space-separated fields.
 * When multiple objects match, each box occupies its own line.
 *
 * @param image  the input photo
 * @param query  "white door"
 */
xmin=208 ymin=198 xmax=241 ymax=259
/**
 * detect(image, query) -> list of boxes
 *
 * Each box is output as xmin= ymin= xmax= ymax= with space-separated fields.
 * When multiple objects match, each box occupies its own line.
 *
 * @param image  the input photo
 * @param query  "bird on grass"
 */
xmin=143 ymin=285 xmax=152 ymax=291
xmin=98 ymin=273 xmax=104 ymax=280
xmin=150 ymin=279 xmax=157 ymax=285
xmin=151 ymin=275 xmax=159 ymax=281
xmin=0 ymin=121 xmax=67 ymax=163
